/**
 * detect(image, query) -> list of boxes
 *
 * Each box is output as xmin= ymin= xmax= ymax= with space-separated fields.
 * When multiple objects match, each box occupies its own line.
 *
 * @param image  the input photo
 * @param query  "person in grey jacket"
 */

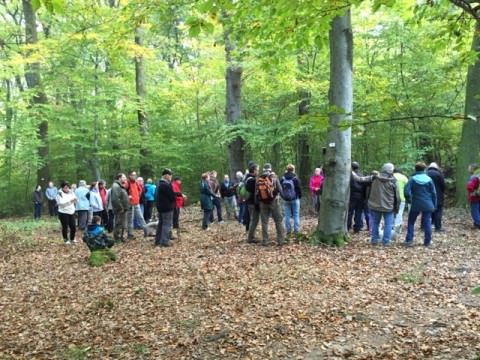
xmin=45 ymin=181 xmax=58 ymax=216
xmin=110 ymin=173 xmax=130 ymax=242
xmin=353 ymin=163 xmax=400 ymax=246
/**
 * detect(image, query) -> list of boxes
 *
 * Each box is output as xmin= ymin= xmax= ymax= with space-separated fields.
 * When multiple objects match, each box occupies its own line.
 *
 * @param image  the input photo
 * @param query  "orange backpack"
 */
xmin=256 ymin=176 xmax=274 ymax=202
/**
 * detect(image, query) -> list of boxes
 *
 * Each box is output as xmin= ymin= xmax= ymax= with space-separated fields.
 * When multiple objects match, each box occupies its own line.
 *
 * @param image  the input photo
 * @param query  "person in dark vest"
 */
xmin=426 ymin=162 xmax=446 ymax=232
xmin=155 ymin=168 xmax=175 ymax=247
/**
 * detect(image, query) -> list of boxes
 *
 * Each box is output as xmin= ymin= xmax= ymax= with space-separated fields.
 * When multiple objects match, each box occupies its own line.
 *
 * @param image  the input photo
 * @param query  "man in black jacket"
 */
xmin=348 ymin=161 xmax=367 ymax=233
xmin=427 ymin=162 xmax=446 ymax=232
xmin=155 ymin=168 xmax=175 ymax=247
xmin=245 ymin=163 xmax=260 ymax=243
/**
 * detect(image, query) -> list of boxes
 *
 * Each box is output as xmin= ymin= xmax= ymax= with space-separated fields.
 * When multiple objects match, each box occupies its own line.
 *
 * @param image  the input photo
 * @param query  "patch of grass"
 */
xmin=399 ymin=264 xmax=425 ymax=284
xmin=88 ymin=248 xmax=117 ymax=267
xmin=62 ymin=345 xmax=91 ymax=360
xmin=95 ymin=296 xmax=114 ymax=310
xmin=0 ymin=218 xmax=57 ymax=247
xmin=472 ymin=286 xmax=480 ymax=295
xmin=131 ymin=343 xmax=150 ymax=355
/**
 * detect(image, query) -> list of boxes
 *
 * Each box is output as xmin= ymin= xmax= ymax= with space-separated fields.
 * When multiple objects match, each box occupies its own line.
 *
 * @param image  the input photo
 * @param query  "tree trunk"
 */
xmin=4 ymin=79 xmax=13 ymax=185
xmin=92 ymin=57 xmax=101 ymax=181
xmin=456 ymin=20 xmax=480 ymax=206
xmin=22 ymin=0 xmax=49 ymax=187
xmin=135 ymin=27 xmax=152 ymax=177
xmin=225 ymin=31 xmax=245 ymax=179
xmin=315 ymin=9 xmax=353 ymax=246
xmin=297 ymin=89 xmax=311 ymax=186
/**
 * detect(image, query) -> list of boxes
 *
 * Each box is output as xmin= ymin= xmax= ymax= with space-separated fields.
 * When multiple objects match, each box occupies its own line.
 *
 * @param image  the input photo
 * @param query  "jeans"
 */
xmin=128 ymin=204 xmax=147 ymax=236
xmin=470 ymin=202 xmax=480 ymax=227
xmin=247 ymin=204 xmax=260 ymax=242
xmin=283 ymin=199 xmax=300 ymax=234
xmin=259 ymin=200 xmax=285 ymax=245
xmin=58 ymin=212 xmax=76 ymax=241
xmin=202 ymin=209 xmax=212 ymax=229
xmin=370 ymin=210 xmax=393 ymax=245
xmin=77 ymin=210 xmax=89 ymax=231
xmin=394 ymin=201 xmax=406 ymax=228
xmin=209 ymin=197 xmax=223 ymax=222
xmin=34 ymin=203 xmax=42 ymax=220
xmin=155 ymin=210 xmax=173 ymax=246
xmin=238 ymin=202 xmax=246 ymax=224
xmin=47 ymin=199 xmax=57 ymax=216
xmin=431 ymin=204 xmax=443 ymax=230
xmin=224 ymin=196 xmax=237 ymax=220
xmin=348 ymin=198 xmax=364 ymax=232
xmin=405 ymin=210 xmax=432 ymax=246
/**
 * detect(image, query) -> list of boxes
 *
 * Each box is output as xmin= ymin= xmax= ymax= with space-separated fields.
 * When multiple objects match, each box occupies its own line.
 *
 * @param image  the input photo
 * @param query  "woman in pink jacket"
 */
xmin=309 ymin=167 xmax=324 ymax=213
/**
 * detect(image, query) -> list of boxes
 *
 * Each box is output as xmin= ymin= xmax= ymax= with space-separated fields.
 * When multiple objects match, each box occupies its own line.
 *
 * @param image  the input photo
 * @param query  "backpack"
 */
xmin=238 ymin=181 xmax=250 ymax=200
xmin=281 ymin=176 xmax=296 ymax=201
xmin=256 ymin=176 xmax=274 ymax=202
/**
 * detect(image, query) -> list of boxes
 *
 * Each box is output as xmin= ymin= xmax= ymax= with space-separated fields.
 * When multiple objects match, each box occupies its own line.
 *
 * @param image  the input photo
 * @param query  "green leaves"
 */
xmin=32 ymin=0 xmax=65 ymax=13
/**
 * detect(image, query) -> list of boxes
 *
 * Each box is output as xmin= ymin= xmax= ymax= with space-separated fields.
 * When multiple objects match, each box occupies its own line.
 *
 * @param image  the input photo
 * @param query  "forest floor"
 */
xmin=0 ymin=208 xmax=479 ymax=360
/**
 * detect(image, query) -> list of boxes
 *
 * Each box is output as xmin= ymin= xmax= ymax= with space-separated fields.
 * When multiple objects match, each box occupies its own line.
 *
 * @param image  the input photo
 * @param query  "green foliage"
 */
xmin=88 ymin=248 xmax=116 ymax=267
xmin=472 ymin=286 xmax=480 ymax=295
xmin=309 ymin=229 xmax=349 ymax=247
xmin=62 ymin=345 xmax=91 ymax=360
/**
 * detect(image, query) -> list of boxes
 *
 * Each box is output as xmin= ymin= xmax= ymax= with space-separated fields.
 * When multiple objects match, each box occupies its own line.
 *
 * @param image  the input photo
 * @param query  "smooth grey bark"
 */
xmin=317 ymin=10 xmax=353 ymax=245
xmin=225 ymin=31 xmax=245 ymax=178
xmin=92 ymin=57 xmax=101 ymax=181
xmin=135 ymin=27 xmax=152 ymax=177
xmin=22 ymin=0 xmax=49 ymax=187
xmin=456 ymin=20 xmax=480 ymax=206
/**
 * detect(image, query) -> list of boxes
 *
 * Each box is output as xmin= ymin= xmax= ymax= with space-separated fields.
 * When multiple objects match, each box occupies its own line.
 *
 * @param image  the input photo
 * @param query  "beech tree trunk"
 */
xmin=225 ymin=31 xmax=245 ymax=178
xmin=22 ymin=0 xmax=49 ymax=187
xmin=455 ymin=20 xmax=480 ymax=206
xmin=297 ymin=89 xmax=311 ymax=187
xmin=135 ymin=27 xmax=152 ymax=177
xmin=316 ymin=9 xmax=353 ymax=246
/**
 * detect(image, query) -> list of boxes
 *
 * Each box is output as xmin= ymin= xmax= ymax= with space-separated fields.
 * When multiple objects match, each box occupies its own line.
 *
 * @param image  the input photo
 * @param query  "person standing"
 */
xmin=110 ymin=173 xmax=130 ymax=243
xmin=404 ymin=162 xmax=437 ymax=247
xmin=45 ymin=181 xmax=58 ymax=217
xmin=97 ymin=180 xmax=108 ymax=226
xmin=309 ymin=167 xmax=324 ymax=213
xmin=125 ymin=171 xmax=148 ymax=239
xmin=89 ymin=182 xmax=104 ymax=219
xmin=234 ymin=171 xmax=246 ymax=225
xmin=348 ymin=162 xmax=367 ymax=233
xmin=208 ymin=171 xmax=224 ymax=223
xmin=245 ymin=163 xmax=260 ymax=243
xmin=220 ymin=174 xmax=238 ymax=220
xmin=427 ymin=162 xmax=446 ymax=232
xmin=155 ymin=169 xmax=175 ymax=247
xmin=280 ymin=164 xmax=302 ymax=237
xmin=466 ymin=163 xmax=480 ymax=230
xmin=144 ymin=178 xmax=156 ymax=223
xmin=32 ymin=185 xmax=43 ymax=220
xmin=200 ymin=173 xmax=215 ymax=230
xmin=56 ymin=182 xmax=77 ymax=245
xmin=171 ymin=176 xmax=185 ymax=240
xmin=75 ymin=180 xmax=90 ymax=235
xmin=257 ymin=163 xmax=285 ymax=247
xmin=393 ymin=168 xmax=408 ymax=233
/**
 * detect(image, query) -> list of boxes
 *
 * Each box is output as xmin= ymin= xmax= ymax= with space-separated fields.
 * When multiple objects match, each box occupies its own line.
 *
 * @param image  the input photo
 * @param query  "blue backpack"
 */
xmin=281 ymin=176 xmax=296 ymax=201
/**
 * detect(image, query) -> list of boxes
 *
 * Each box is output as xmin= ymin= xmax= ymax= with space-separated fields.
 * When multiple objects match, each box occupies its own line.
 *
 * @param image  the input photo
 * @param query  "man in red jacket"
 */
xmin=466 ymin=164 xmax=480 ymax=230
xmin=125 ymin=170 xmax=148 ymax=239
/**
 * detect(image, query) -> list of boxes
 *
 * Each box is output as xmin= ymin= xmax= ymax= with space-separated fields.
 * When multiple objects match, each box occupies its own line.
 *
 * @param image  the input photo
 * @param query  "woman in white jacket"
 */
xmin=56 ymin=182 xmax=77 ymax=245
xmin=89 ymin=182 xmax=104 ymax=219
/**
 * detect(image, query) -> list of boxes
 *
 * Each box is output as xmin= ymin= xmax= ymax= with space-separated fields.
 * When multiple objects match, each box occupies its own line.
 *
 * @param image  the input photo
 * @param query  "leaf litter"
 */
xmin=0 ymin=208 xmax=479 ymax=359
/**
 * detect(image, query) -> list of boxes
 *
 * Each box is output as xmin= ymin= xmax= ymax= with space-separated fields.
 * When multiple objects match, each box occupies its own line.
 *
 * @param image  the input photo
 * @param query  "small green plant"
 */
xmin=472 ymin=286 xmax=480 ymax=295
xmin=88 ymin=249 xmax=117 ymax=267
xmin=399 ymin=264 xmax=425 ymax=284
xmin=95 ymin=296 xmax=114 ymax=310
xmin=131 ymin=343 xmax=149 ymax=355
xmin=63 ymin=345 xmax=91 ymax=360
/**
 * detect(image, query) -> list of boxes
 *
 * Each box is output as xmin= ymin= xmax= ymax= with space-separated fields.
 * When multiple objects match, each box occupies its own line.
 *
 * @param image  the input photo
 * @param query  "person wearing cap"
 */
xmin=75 ymin=180 xmax=90 ymax=236
xmin=426 ymin=162 xmax=446 ymax=232
xmin=352 ymin=163 xmax=400 ymax=246
xmin=155 ymin=168 xmax=175 ymax=247
xmin=257 ymin=163 xmax=285 ymax=246
xmin=404 ymin=162 xmax=437 ymax=247
xmin=56 ymin=182 xmax=77 ymax=245
xmin=111 ymin=173 xmax=130 ymax=242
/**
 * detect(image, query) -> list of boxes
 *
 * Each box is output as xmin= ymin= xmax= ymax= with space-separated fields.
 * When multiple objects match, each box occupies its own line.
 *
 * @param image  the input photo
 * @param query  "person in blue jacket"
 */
xmin=404 ymin=162 xmax=437 ymax=247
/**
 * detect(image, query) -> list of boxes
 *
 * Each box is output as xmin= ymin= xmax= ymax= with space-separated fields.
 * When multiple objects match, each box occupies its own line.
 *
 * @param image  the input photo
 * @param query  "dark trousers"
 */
xmin=209 ymin=197 xmax=223 ymax=222
xmin=202 ymin=209 xmax=212 ymax=229
xmin=34 ymin=203 xmax=42 ymax=220
xmin=347 ymin=198 xmax=364 ymax=232
xmin=106 ymin=210 xmax=114 ymax=232
xmin=144 ymin=200 xmax=154 ymax=222
xmin=58 ymin=212 xmax=76 ymax=241
xmin=431 ymin=205 xmax=443 ymax=230
xmin=47 ymin=199 xmax=57 ymax=216
xmin=173 ymin=208 xmax=180 ymax=229
xmin=243 ymin=205 xmax=250 ymax=231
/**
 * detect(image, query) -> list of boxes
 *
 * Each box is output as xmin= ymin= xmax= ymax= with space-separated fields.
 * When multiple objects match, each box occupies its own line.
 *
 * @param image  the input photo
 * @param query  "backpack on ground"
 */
xmin=256 ymin=176 xmax=274 ymax=202
xmin=281 ymin=176 xmax=296 ymax=201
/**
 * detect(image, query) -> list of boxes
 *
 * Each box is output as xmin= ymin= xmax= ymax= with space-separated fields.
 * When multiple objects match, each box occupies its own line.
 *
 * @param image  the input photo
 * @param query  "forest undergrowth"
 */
xmin=0 ymin=208 xmax=479 ymax=359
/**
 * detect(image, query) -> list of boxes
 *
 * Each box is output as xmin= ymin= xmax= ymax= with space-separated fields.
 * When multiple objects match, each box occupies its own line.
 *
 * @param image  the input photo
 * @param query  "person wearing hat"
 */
xmin=404 ymin=162 xmax=437 ymax=247
xmin=56 ymin=181 xmax=77 ymax=245
xmin=155 ymin=168 xmax=175 ymax=247
xmin=426 ymin=162 xmax=446 ymax=232
xmin=352 ymin=163 xmax=400 ymax=246
xmin=257 ymin=163 xmax=285 ymax=246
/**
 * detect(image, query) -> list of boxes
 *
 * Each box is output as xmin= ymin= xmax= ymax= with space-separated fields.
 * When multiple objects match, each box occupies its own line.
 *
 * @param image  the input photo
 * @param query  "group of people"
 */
xmin=199 ymin=162 xmax=324 ymax=247
xmin=347 ymin=161 xmax=480 ymax=247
